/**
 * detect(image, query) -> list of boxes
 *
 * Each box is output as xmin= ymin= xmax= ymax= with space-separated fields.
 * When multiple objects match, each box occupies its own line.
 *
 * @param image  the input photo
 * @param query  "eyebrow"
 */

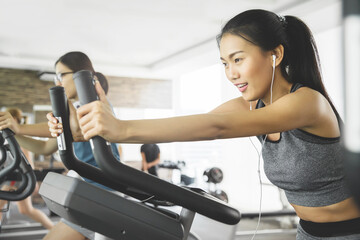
xmin=220 ymin=50 xmax=244 ymax=61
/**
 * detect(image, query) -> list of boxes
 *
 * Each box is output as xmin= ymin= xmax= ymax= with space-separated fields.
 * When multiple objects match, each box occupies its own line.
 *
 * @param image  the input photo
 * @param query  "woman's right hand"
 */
xmin=47 ymin=112 xmax=62 ymax=137
xmin=77 ymin=80 xmax=121 ymax=142
xmin=47 ymin=102 xmax=85 ymax=141
xmin=0 ymin=111 xmax=20 ymax=134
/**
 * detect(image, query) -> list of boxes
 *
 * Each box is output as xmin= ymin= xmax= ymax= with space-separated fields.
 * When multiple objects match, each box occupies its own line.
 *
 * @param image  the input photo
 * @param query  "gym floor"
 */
xmin=0 ymin=201 xmax=298 ymax=240
xmin=235 ymin=218 xmax=297 ymax=240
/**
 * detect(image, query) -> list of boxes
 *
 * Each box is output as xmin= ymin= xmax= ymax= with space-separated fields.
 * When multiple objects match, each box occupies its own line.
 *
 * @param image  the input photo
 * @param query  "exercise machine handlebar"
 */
xmin=0 ymin=129 xmax=22 ymax=180
xmin=0 ymin=129 xmax=36 ymax=201
xmin=49 ymin=86 xmax=169 ymax=203
xmin=74 ymin=70 xmax=241 ymax=225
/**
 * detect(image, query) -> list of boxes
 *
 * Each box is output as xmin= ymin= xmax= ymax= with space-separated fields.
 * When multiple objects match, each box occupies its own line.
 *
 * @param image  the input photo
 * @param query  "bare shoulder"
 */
xmin=278 ymin=86 xmax=329 ymax=113
xmin=283 ymin=86 xmax=339 ymax=137
xmin=288 ymin=86 xmax=323 ymax=101
xmin=210 ymin=97 xmax=250 ymax=113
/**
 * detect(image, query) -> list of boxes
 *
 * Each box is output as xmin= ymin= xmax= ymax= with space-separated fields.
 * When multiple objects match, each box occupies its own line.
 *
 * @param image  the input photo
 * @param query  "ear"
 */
xmin=271 ymin=44 xmax=284 ymax=67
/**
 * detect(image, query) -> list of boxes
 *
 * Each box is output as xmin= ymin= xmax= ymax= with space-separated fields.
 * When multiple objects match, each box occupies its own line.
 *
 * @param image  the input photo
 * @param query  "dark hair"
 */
xmin=6 ymin=107 xmax=25 ymax=124
xmin=55 ymin=51 xmax=109 ymax=94
xmin=217 ymin=9 xmax=339 ymax=117
xmin=94 ymin=72 xmax=109 ymax=94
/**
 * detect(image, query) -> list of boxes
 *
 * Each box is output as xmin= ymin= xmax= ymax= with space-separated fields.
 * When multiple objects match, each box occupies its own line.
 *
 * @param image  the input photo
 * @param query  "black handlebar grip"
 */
xmin=73 ymin=70 xmax=111 ymax=154
xmin=0 ymin=132 xmax=4 ymax=146
xmin=0 ymin=129 xmax=36 ymax=201
xmin=49 ymin=86 xmax=73 ymax=151
xmin=0 ymin=129 xmax=22 ymax=180
xmin=73 ymin=70 xmax=98 ymax=105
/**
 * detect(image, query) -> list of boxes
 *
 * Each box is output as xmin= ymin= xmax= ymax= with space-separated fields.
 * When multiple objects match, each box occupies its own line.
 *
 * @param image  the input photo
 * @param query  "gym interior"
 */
xmin=1 ymin=0 xmax=360 ymax=239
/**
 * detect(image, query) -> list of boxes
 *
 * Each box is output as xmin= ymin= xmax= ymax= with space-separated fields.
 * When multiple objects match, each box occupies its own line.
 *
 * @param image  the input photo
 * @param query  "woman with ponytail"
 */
xmin=49 ymin=10 xmax=359 ymax=239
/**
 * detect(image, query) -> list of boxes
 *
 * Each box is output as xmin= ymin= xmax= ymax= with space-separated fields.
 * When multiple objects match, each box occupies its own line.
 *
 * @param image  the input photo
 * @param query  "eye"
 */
xmin=222 ymin=62 xmax=228 ymax=68
xmin=234 ymin=58 xmax=243 ymax=63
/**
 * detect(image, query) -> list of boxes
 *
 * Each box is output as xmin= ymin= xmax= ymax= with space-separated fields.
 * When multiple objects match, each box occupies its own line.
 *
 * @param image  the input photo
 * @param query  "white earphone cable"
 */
xmin=249 ymin=55 xmax=275 ymax=240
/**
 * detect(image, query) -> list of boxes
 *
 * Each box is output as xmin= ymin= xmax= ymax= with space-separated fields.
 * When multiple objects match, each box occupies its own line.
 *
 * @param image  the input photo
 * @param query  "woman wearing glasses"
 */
xmin=0 ymin=51 xmax=120 ymax=240
xmin=0 ymin=107 xmax=54 ymax=230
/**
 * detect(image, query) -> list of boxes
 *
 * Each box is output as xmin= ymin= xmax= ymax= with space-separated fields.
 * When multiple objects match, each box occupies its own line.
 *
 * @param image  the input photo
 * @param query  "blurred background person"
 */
xmin=140 ymin=144 xmax=160 ymax=176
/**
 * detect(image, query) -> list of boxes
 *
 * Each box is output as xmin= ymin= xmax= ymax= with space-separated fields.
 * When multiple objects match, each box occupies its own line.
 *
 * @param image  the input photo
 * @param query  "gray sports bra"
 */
xmin=256 ymin=83 xmax=351 ymax=207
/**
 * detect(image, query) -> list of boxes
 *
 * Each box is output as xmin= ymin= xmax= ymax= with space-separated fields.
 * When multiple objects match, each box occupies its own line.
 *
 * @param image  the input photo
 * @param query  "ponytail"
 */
xmin=283 ymin=16 xmax=339 ymax=118
xmin=283 ymin=16 xmax=322 ymax=92
xmin=94 ymin=72 xmax=109 ymax=94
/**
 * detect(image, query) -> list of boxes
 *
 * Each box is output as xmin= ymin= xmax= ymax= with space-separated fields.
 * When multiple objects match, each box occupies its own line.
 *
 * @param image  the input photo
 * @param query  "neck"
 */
xmin=261 ymin=69 xmax=292 ymax=106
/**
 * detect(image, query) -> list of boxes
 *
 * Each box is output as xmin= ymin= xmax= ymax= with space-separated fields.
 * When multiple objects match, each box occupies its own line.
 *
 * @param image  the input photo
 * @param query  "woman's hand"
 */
xmin=47 ymin=100 xmax=85 ymax=141
xmin=0 ymin=111 xmax=20 ymax=134
xmin=47 ymin=112 xmax=61 ymax=137
xmin=77 ymin=80 xmax=121 ymax=142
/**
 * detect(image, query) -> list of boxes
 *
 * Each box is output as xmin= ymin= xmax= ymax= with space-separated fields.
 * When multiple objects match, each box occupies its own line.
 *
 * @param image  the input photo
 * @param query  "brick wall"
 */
xmin=0 ymin=68 xmax=172 ymax=120
xmin=0 ymin=68 xmax=53 ymax=112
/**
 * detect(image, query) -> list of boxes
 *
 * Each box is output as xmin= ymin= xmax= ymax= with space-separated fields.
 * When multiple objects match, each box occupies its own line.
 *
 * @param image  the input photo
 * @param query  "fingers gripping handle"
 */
xmin=49 ymin=86 xmax=73 ymax=151
xmin=73 ymin=70 xmax=110 ymax=149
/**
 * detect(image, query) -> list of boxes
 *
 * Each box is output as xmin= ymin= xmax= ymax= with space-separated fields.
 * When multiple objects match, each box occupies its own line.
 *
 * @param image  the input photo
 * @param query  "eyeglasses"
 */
xmin=54 ymin=72 xmax=74 ymax=83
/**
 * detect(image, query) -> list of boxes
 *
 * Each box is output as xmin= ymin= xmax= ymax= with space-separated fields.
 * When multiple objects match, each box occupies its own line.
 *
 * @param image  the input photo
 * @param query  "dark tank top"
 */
xmin=256 ymin=83 xmax=350 ymax=207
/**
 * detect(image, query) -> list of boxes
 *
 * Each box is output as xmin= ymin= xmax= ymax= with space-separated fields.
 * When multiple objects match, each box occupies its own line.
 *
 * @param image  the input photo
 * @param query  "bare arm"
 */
xmin=21 ymin=147 xmax=35 ymax=169
xmin=18 ymin=122 xmax=52 ymax=137
xmin=209 ymin=96 xmax=250 ymax=114
xmin=15 ymin=135 xmax=58 ymax=155
xmin=141 ymin=152 xmax=148 ymax=171
xmin=74 ymin=82 xmax=335 ymax=144
xmin=0 ymin=111 xmax=51 ymax=137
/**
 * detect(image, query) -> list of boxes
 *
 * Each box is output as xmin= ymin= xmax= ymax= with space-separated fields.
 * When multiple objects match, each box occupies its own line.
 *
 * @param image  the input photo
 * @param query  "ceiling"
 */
xmin=0 ymin=0 xmax=341 ymax=79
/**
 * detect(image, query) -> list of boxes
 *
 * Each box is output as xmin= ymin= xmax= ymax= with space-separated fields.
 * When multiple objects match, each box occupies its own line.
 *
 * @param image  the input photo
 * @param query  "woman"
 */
xmin=0 ymin=108 xmax=54 ymax=230
xmin=49 ymin=10 xmax=360 ymax=239
xmin=0 ymin=51 xmax=120 ymax=240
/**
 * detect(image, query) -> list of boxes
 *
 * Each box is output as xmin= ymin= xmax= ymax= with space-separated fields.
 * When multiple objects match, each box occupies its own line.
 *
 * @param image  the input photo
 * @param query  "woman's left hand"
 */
xmin=77 ymin=80 xmax=121 ymax=142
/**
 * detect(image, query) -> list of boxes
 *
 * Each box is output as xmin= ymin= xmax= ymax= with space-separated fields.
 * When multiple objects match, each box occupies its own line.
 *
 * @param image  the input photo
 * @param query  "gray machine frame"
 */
xmin=40 ymin=172 xmax=195 ymax=240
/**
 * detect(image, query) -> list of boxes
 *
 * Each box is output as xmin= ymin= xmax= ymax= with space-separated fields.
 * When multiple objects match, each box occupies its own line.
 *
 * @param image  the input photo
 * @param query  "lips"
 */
xmin=236 ymin=83 xmax=248 ymax=92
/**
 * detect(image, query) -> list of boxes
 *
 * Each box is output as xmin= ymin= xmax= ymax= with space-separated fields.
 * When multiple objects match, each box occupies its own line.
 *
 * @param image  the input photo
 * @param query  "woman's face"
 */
xmin=55 ymin=62 xmax=77 ymax=99
xmin=219 ymin=33 xmax=273 ymax=102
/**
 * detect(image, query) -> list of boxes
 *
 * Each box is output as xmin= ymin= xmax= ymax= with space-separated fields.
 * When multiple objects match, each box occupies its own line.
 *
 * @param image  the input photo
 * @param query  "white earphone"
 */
xmin=272 ymin=54 xmax=276 ymax=68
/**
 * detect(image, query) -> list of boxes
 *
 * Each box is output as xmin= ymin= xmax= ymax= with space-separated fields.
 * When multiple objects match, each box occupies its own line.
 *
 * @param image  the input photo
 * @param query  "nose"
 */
xmin=228 ymin=64 xmax=240 ymax=81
